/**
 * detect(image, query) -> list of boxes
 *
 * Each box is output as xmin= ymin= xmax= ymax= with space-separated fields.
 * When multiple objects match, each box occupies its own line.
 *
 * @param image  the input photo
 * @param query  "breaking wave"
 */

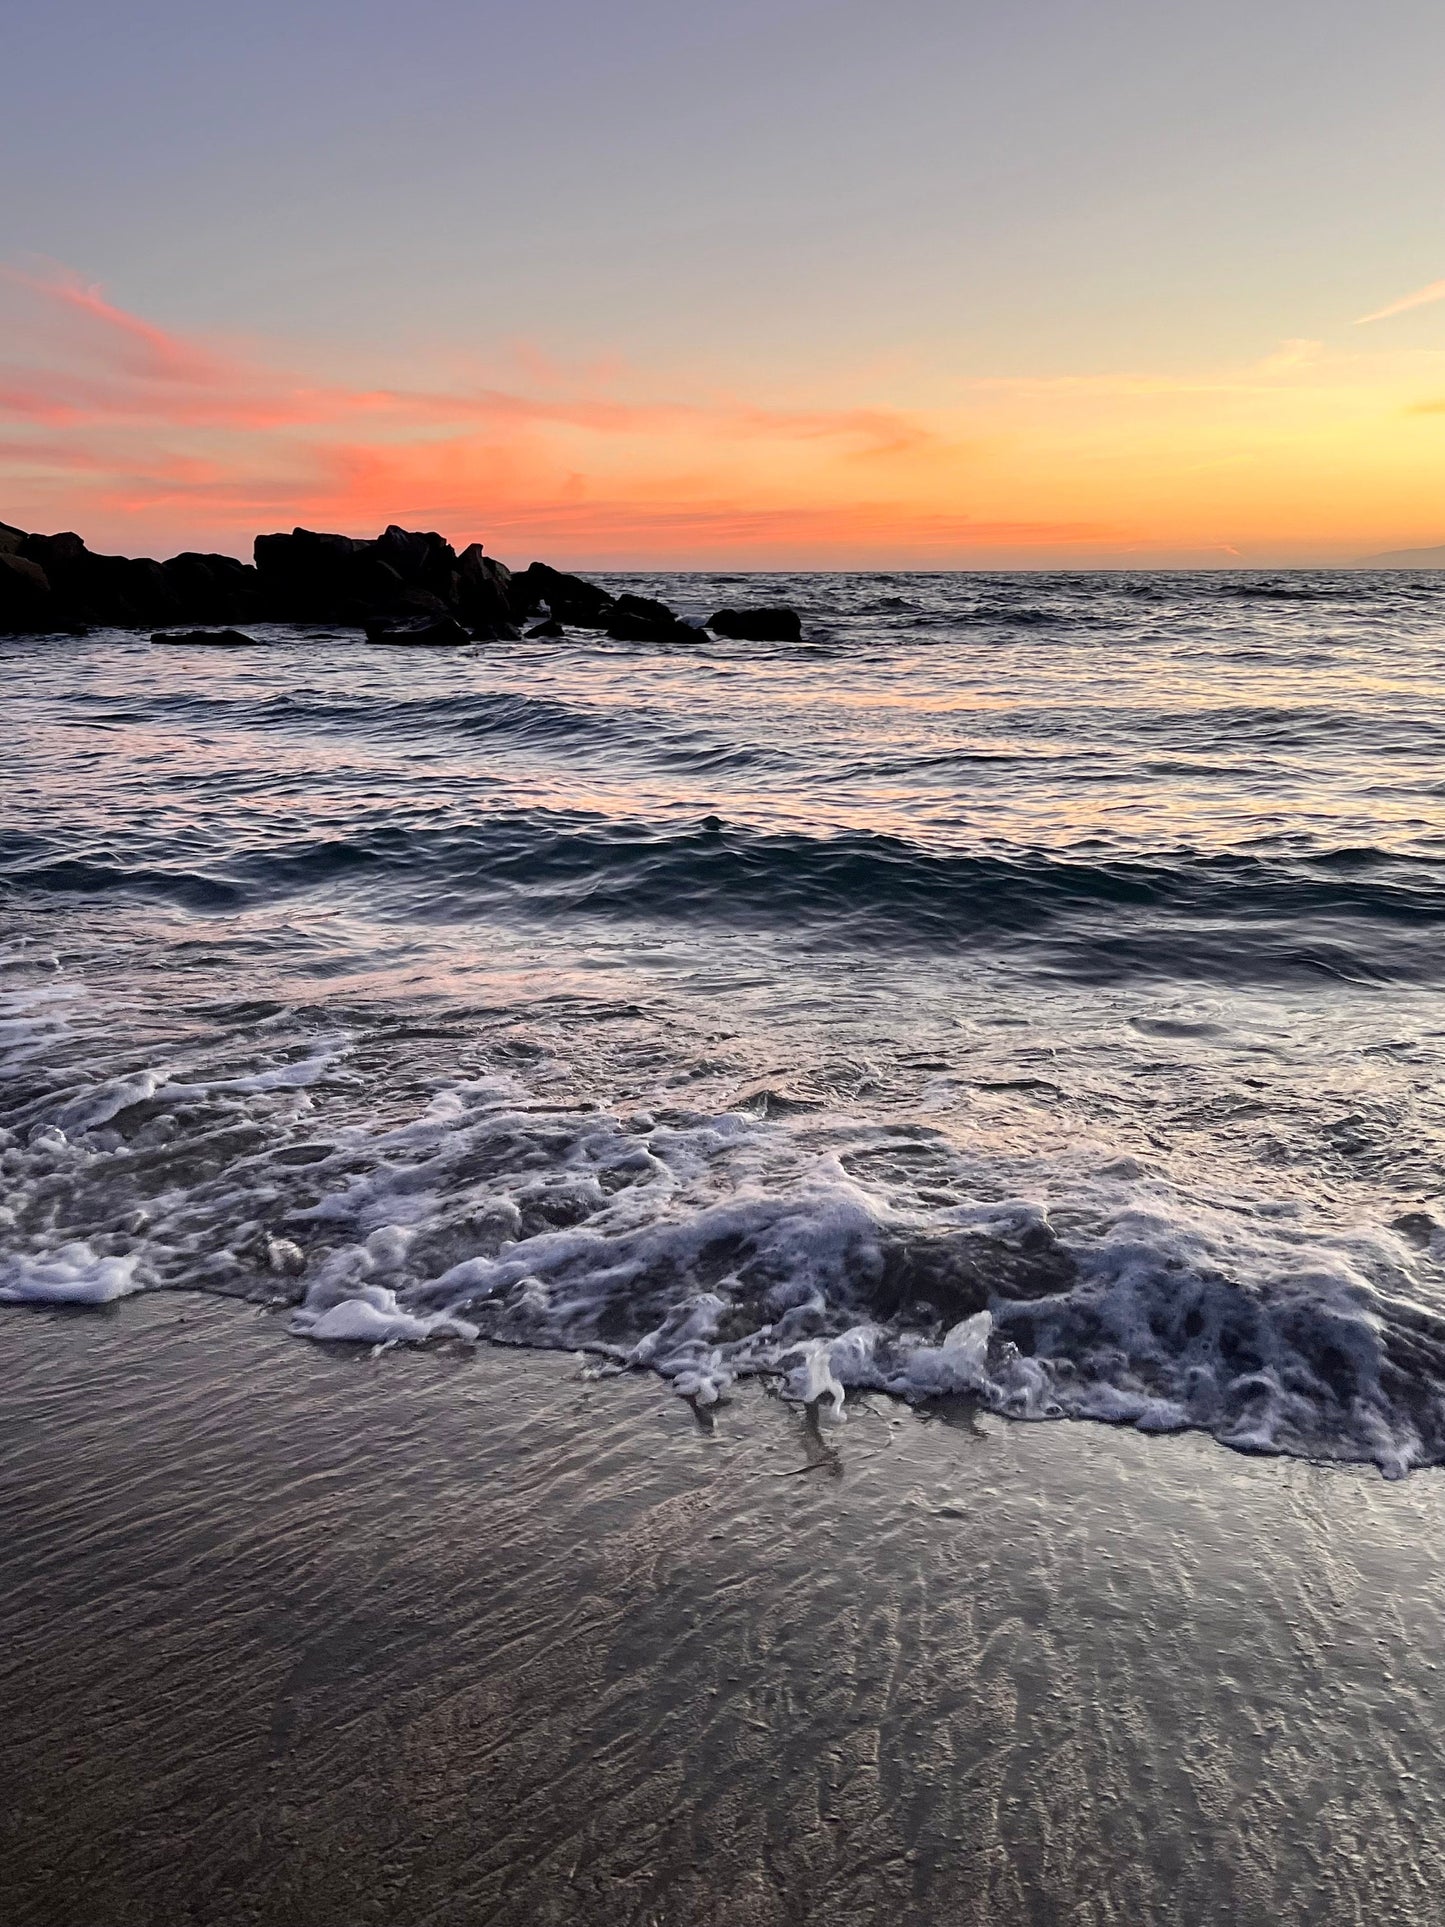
xmin=6 ymin=565 xmax=1445 ymax=1476
xmin=3 ymin=980 xmax=1443 ymax=1478
xmin=4 ymin=819 xmax=1444 ymax=984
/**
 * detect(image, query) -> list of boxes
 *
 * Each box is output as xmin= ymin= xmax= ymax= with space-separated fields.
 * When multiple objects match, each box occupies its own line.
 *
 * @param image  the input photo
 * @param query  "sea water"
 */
xmin=3 ymin=570 xmax=1444 ymax=1474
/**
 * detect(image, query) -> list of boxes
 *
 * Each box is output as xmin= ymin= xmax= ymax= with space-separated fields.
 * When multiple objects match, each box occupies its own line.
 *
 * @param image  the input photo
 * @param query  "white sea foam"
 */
xmin=2 ymin=985 xmax=1444 ymax=1475
xmin=290 ymin=1283 xmax=478 ymax=1346
xmin=0 ymin=1241 xmax=143 ymax=1305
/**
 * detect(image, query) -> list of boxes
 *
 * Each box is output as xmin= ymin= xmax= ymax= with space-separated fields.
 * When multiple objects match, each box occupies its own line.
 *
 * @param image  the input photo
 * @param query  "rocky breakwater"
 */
xmin=1 ymin=522 xmax=256 ymax=633
xmin=0 ymin=518 xmax=803 ymax=645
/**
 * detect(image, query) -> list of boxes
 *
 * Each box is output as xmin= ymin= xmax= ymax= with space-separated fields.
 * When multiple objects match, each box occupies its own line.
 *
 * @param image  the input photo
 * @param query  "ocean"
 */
xmin=4 ymin=569 xmax=1445 ymax=1476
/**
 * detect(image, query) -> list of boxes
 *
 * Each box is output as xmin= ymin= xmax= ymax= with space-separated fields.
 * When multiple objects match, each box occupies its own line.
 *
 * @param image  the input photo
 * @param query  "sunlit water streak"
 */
xmin=3 ymin=570 xmax=1445 ymax=1472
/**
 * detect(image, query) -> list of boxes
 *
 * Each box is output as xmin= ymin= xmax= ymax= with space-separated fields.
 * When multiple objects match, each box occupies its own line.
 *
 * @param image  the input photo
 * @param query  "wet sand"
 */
xmin=2 ymin=1296 xmax=1443 ymax=1927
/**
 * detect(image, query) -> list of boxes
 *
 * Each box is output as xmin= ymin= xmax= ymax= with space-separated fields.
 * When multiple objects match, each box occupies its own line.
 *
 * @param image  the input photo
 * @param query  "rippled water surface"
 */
xmin=4 ymin=570 xmax=1445 ymax=1472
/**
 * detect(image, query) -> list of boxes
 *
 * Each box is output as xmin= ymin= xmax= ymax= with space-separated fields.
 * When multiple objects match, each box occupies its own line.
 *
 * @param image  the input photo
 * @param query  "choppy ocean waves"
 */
xmin=6 ymin=572 xmax=1445 ymax=1476
xmin=4 ymin=813 xmax=1444 ymax=984
xmin=2 ymin=988 xmax=1443 ymax=1478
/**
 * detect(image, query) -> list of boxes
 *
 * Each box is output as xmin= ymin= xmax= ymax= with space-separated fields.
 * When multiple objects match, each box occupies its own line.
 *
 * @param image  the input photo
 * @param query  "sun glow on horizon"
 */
xmin=2 ymin=264 xmax=1443 ymax=570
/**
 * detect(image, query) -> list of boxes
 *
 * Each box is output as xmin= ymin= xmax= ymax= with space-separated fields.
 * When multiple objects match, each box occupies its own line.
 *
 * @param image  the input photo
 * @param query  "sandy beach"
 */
xmin=3 ymin=1294 xmax=1443 ymax=1927
xmin=8 ymin=0 xmax=1445 ymax=1917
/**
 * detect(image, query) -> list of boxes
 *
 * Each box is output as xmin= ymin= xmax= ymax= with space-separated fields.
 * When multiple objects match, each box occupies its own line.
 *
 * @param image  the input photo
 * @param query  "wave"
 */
xmin=4 ymin=814 xmax=1443 ymax=983
xmin=964 ymin=601 xmax=1075 ymax=626
xmin=2 ymin=1003 xmax=1441 ymax=1478
xmin=1218 ymin=582 xmax=1356 ymax=603
xmin=54 ymin=680 xmax=797 ymax=775
xmin=0 ymin=854 xmax=246 ymax=911
xmin=8 ymin=576 xmax=1445 ymax=1482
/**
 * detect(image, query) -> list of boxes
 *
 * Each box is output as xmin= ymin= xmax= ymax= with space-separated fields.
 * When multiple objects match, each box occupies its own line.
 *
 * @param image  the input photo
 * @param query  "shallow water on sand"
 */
xmin=3 ymin=570 xmax=1445 ymax=1471
xmin=4 ymin=1294 xmax=1445 ymax=1927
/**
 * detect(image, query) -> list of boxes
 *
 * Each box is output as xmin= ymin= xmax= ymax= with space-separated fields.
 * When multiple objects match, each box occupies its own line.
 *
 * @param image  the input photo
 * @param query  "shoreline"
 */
xmin=4 ymin=1292 xmax=1444 ymax=1926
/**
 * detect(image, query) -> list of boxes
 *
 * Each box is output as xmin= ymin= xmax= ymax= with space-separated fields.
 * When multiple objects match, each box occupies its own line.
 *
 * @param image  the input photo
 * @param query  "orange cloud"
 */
xmin=3 ymin=265 xmax=1000 ymax=563
xmin=4 ymin=263 xmax=1444 ymax=567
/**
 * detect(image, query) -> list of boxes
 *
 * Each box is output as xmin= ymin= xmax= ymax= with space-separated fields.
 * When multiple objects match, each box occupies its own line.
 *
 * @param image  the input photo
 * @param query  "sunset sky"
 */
xmin=4 ymin=0 xmax=1443 ymax=568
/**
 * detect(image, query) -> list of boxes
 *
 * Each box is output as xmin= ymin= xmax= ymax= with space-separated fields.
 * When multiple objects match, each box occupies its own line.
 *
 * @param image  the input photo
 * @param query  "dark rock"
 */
xmin=372 ymin=525 xmax=435 ymax=577
xmin=374 ymin=524 xmax=462 ymax=604
xmin=390 ymin=589 xmax=456 ymax=618
xmin=161 ymin=552 xmax=263 ymax=624
xmin=0 ymin=551 xmax=53 ymax=632
xmin=614 ymin=591 xmax=675 ymax=623
xmin=254 ymin=528 xmax=401 ymax=622
xmin=709 ymin=605 xmax=802 ymax=642
xmin=456 ymin=543 xmax=514 ymax=625
xmin=253 ymin=529 xmax=363 ymax=579
xmin=17 ymin=532 xmax=181 ymax=627
xmin=604 ymin=593 xmax=698 ymax=643
xmin=252 ymin=525 xmax=475 ymax=622
xmin=525 ymin=618 xmax=565 ymax=639
xmin=375 ymin=523 xmax=451 ymax=578
xmin=605 ymin=609 xmax=681 ymax=642
xmin=151 ymin=628 xmax=259 ymax=647
xmin=19 ymin=529 xmax=86 ymax=569
xmin=508 ymin=562 xmax=614 ymax=626
xmin=0 ymin=519 xmax=756 ymax=646
xmin=363 ymin=614 xmax=472 ymax=647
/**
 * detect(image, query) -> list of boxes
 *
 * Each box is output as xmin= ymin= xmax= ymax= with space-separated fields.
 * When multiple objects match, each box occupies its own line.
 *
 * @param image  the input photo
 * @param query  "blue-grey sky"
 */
xmin=4 ymin=1 xmax=1443 ymax=563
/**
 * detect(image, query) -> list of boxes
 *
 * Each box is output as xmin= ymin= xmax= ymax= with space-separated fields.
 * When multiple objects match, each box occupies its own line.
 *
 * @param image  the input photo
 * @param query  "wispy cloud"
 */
xmin=0 ymin=267 xmax=941 ymax=450
xmin=0 ymin=264 xmax=1075 ymax=565
xmin=971 ymin=339 xmax=1333 ymax=400
xmin=7 ymin=261 xmax=1444 ymax=567
xmin=1254 ymin=338 xmax=1326 ymax=375
xmin=1355 ymin=279 xmax=1445 ymax=325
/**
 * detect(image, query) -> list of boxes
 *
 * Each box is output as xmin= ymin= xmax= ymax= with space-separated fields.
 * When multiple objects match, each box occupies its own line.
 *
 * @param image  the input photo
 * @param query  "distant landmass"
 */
xmin=1358 ymin=543 xmax=1445 ymax=568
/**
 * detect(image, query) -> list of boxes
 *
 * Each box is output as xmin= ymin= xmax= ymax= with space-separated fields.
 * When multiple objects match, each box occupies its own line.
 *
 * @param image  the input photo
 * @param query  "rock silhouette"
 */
xmin=0 ymin=518 xmax=803 ymax=643
xmin=709 ymin=605 xmax=803 ymax=642
xmin=151 ymin=629 xmax=260 ymax=648
xmin=1 ymin=522 xmax=53 ymax=630
xmin=364 ymin=614 xmax=473 ymax=647
xmin=508 ymin=562 xmax=615 ymax=627
xmin=605 ymin=592 xmax=701 ymax=643
xmin=161 ymin=553 xmax=263 ymax=624
xmin=456 ymin=543 xmax=514 ymax=625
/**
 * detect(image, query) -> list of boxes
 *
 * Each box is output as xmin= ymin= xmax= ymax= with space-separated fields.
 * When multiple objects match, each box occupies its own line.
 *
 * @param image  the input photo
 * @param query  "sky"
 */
xmin=2 ymin=0 xmax=1443 ymax=569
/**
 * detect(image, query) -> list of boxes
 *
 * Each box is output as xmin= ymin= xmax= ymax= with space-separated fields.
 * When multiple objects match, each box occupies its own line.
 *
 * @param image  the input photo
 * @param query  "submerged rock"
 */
xmin=709 ymin=605 xmax=803 ymax=642
xmin=526 ymin=617 xmax=565 ymax=639
xmin=150 ymin=628 xmax=260 ymax=648
xmin=364 ymin=614 xmax=472 ymax=647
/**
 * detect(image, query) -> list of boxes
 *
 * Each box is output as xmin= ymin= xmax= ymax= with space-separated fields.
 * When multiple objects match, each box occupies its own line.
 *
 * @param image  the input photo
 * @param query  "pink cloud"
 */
xmin=0 ymin=263 xmax=1104 ymax=564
